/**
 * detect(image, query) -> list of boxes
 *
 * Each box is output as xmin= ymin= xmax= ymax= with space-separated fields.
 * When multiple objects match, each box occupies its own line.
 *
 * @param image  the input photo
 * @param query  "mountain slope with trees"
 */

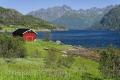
xmin=52 ymin=12 xmax=104 ymax=29
xmin=27 ymin=5 xmax=118 ymax=29
xmin=0 ymin=6 xmax=66 ymax=30
xmin=91 ymin=5 xmax=120 ymax=30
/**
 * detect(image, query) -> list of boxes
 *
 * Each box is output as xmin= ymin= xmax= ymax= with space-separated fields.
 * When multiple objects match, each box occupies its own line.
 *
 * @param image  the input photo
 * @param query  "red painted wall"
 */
xmin=23 ymin=32 xmax=36 ymax=41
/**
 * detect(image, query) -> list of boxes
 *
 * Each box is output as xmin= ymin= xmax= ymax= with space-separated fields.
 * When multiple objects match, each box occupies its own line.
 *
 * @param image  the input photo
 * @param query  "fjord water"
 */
xmin=37 ymin=30 xmax=120 ymax=48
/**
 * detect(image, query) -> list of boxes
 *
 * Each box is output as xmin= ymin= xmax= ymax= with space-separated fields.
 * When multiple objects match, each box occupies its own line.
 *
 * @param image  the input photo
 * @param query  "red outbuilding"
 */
xmin=12 ymin=28 xmax=37 ymax=41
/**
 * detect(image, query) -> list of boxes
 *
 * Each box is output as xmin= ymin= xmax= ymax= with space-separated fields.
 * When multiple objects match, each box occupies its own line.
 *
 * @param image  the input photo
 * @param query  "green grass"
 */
xmin=2 ymin=27 xmax=16 ymax=31
xmin=2 ymin=27 xmax=46 ymax=32
xmin=0 ymin=39 xmax=103 ymax=80
xmin=0 ymin=57 xmax=101 ymax=80
xmin=26 ymin=39 xmax=72 ymax=57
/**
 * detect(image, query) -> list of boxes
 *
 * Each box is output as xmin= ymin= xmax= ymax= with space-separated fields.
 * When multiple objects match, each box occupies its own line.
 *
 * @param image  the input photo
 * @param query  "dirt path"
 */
xmin=61 ymin=46 xmax=104 ymax=62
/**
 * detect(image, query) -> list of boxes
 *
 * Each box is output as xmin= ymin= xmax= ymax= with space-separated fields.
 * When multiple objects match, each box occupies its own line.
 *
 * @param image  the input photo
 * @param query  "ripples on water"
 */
xmin=37 ymin=30 xmax=120 ymax=48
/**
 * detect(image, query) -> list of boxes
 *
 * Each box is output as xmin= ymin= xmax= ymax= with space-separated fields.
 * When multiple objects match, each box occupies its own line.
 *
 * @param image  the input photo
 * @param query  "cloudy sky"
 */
xmin=0 ymin=0 xmax=119 ymax=14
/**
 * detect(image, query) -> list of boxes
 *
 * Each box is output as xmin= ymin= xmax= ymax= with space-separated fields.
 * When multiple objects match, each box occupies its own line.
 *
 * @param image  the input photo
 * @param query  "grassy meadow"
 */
xmin=25 ymin=39 xmax=72 ymax=57
xmin=0 ymin=39 xmax=103 ymax=80
xmin=0 ymin=58 xmax=101 ymax=80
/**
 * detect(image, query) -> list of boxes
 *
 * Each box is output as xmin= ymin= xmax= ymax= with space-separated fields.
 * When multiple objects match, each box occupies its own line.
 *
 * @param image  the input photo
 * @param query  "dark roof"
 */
xmin=12 ymin=28 xmax=37 ymax=34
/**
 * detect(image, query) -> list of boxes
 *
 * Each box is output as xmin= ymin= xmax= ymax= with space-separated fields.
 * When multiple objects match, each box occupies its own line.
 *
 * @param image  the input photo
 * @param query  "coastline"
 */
xmin=0 ymin=30 xmax=14 ymax=33
xmin=0 ymin=29 xmax=68 ymax=33
xmin=52 ymin=29 xmax=68 ymax=31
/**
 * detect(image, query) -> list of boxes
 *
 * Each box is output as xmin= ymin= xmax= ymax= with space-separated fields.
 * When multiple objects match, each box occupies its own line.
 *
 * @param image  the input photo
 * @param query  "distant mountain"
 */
xmin=52 ymin=11 xmax=104 ymax=29
xmin=0 ymin=6 xmax=66 ymax=30
xmin=27 ymin=5 xmax=118 ymax=29
xmin=91 ymin=5 xmax=120 ymax=30
xmin=27 ymin=5 xmax=73 ymax=21
xmin=52 ymin=12 xmax=91 ymax=29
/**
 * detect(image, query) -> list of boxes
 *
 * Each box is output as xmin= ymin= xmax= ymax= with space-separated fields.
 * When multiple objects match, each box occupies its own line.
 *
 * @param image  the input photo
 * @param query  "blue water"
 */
xmin=37 ymin=30 xmax=120 ymax=48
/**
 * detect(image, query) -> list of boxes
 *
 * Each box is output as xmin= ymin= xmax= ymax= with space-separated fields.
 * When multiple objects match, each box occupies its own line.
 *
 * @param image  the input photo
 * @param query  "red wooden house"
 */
xmin=12 ymin=28 xmax=37 ymax=41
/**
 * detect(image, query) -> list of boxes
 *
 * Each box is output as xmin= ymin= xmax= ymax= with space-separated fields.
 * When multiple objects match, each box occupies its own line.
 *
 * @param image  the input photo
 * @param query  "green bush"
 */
xmin=81 ymin=72 xmax=102 ymax=80
xmin=44 ymin=47 xmax=75 ymax=69
xmin=44 ymin=48 xmax=58 ymax=68
xmin=99 ymin=44 xmax=120 ymax=79
xmin=0 ymin=33 xmax=27 ymax=58
xmin=60 ymin=54 xmax=75 ymax=68
xmin=0 ymin=27 xmax=2 ymax=30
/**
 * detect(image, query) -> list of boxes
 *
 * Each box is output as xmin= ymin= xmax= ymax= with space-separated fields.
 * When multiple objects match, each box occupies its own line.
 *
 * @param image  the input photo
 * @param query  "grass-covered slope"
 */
xmin=0 ymin=39 xmax=101 ymax=80
xmin=25 ymin=39 xmax=72 ymax=57
xmin=0 ymin=57 xmax=100 ymax=80
xmin=0 ymin=6 xmax=67 ymax=30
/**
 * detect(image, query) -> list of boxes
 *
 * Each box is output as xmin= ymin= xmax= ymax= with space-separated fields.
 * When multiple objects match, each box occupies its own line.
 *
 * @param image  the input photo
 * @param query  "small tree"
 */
xmin=0 ymin=27 xmax=2 ymax=30
xmin=44 ymin=31 xmax=51 ymax=41
xmin=99 ymin=44 xmax=120 ymax=79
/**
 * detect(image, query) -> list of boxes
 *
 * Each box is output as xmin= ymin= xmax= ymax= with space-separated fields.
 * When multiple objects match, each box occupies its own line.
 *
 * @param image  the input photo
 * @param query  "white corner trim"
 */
xmin=23 ymin=29 xmax=37 ymax=34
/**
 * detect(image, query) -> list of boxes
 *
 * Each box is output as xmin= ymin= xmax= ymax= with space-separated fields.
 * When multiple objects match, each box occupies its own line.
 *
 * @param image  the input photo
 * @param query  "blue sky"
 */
xmin=0 ymin=0 xmax=120 ymax=15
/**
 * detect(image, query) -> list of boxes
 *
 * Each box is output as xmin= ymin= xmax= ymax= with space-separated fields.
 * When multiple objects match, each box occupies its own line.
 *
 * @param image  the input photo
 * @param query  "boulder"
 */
xmin=44 ymin=48 xmax=49 ymax=50
xmin=56 ymin=40 xmax=61 ymax=44
xmin=60 ymin=50 xmax=67 ymax=54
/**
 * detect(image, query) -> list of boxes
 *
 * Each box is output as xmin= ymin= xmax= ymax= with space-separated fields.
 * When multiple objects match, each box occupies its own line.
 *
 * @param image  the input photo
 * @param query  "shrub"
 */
xmin=0 ymin=34 xmax=27 ymax=58
xmin=99 ymin=44 xmax=120 ymax=79
xmin=81 ymin=72 xmax=102 ymax=80
xmin=0 ymin=26 xmax=2 ymax=30
xmin=44 ymin=48 xmax=57 ymax=68
xmin=44 ymin=31 xmax=51 ymax=41
xmin=61 ymin=54 xmax=75 ymax=68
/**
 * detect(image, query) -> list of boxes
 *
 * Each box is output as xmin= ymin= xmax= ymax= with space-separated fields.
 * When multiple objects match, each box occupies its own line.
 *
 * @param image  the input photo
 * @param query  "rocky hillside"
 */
xmin=0 ymin=6 xmax=66 ymax=30
xmin=52 ymin=11 xmax=104 ymax=29
xmin=91 ymin=5 xmax=120 ymax=30
xmin=27 ymin=5 xmax=118 ymax=29
xmin=27 ymin=5 xmax=73 ymax=21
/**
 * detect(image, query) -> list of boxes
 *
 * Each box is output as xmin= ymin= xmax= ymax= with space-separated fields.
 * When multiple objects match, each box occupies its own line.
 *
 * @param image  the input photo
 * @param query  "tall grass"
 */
xmin=0 ymin=58 xmax=102 ymax=80
xmin=0 ymin=39 xmax=104 ymax=80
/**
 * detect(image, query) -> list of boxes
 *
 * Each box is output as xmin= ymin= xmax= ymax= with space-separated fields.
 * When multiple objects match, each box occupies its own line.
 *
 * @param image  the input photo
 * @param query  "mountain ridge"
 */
xmin=91 ymin=5 xmax=120 ymax=30
xmin=27 ymin=5 xmax=118 ymax=29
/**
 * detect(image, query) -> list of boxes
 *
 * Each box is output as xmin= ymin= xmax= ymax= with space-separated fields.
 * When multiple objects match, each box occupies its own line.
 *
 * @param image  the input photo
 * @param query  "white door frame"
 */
xmin=26 ymin=36 xmax=33 ymax=41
